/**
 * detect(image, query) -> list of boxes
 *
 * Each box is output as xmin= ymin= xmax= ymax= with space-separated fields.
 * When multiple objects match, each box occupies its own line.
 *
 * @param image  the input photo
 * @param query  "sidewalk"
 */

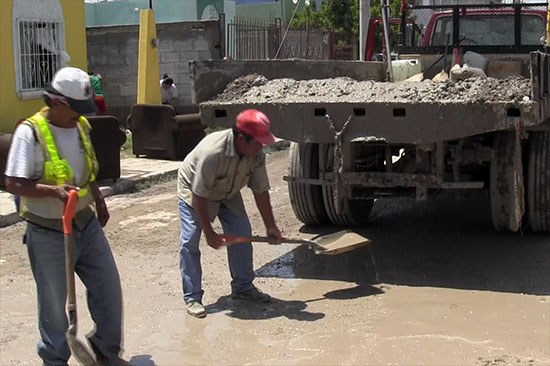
xmin=0 ymin=158 xmax=181 ymax=228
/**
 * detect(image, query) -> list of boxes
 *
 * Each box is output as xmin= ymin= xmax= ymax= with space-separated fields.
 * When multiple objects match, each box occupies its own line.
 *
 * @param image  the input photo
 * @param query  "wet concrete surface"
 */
xmin=1 ymin=150 xmax=549 ymax=365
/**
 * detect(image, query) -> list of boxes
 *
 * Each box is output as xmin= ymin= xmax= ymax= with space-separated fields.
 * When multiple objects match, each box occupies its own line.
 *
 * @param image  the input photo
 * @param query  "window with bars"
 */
xmin=16 ymin=20 xmax=65 ymax=97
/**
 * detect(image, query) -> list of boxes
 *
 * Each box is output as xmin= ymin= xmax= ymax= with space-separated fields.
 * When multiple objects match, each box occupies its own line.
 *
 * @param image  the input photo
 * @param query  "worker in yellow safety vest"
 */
xmin=4 ymin=67 xmax=130 ymax=366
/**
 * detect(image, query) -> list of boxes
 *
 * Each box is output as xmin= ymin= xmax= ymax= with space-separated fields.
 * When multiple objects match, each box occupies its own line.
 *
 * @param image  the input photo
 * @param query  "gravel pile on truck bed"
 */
xmin=206 ymin=74 xmax=532 ymax=105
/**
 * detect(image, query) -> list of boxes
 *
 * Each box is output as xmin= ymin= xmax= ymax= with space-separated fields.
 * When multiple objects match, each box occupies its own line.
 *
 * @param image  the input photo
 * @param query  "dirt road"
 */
xmin=1 ymin=150 xmax=549 ymax=366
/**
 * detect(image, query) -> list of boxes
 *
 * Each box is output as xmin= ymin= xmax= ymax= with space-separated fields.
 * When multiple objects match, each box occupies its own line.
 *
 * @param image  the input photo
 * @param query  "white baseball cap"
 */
xmin=45 ymin=67 xmax=97 ymax=115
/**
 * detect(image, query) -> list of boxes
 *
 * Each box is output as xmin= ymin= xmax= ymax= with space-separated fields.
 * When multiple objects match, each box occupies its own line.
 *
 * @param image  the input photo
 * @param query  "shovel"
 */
xmin=224 ymin=230 xmax=371 ymax=255
xmin=62 ymin=190 xmax=98 ymax=366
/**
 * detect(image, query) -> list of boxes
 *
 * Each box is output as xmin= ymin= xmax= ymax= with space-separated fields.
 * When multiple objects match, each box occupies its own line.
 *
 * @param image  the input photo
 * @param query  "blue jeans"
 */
xmin=178 ymin=198 xmax=255 ymax=303
xmin=25 ymin=217 xmax=122 ymax=366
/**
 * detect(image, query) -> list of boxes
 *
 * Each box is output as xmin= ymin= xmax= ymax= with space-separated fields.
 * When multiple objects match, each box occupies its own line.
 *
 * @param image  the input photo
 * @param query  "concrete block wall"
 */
xmin=87 ymin=19 xmax=221 ymax=125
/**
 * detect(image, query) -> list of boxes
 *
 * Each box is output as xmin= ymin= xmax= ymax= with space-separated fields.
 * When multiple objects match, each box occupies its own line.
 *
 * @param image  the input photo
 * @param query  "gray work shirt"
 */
xmin=177 ymin=129 xmax=270 ymax=221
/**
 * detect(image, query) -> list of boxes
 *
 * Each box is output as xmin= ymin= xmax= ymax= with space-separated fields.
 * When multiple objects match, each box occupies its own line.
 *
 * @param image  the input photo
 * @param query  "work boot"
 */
xmin=186 ymin=301 xmax=207 ymax=318
xmin=231 ymin=287 xmax=272 ymax=303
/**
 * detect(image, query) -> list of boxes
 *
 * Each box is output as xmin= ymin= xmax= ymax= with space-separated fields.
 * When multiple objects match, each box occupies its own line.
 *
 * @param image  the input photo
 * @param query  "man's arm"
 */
xmin=193 ymin=195 xmax=221 ymax=249
xmin=5 ymin=124 xmax=75 ymax=201
xmin=90 ymin=181 xmax=109 ymax=227
xmin=5 ymin=177 xmax=76 ymax=202
xmin=253 ymin=190 xmax=282 ymax=240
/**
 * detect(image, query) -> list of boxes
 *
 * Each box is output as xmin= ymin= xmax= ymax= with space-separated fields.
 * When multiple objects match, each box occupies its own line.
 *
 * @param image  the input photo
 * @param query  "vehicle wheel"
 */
xmin=490 ymin=131 xmax=525 ymax=232
xmin=527 ymin=131 xmax=550 ymax=233
xmin=321 ymin=144 xmax=373 ymax=226
xmin=288 ymin=143 xmax=329 ymax=225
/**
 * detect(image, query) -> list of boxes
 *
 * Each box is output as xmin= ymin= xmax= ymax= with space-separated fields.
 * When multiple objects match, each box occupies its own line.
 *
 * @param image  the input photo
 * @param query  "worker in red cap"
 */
xmin=177 ymin=108 xmax=283 ymax=318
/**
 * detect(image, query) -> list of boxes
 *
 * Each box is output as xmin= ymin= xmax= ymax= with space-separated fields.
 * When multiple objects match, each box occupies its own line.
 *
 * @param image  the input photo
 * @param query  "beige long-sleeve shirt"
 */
xmin=177 ymin=129 xmax=270 ymax=220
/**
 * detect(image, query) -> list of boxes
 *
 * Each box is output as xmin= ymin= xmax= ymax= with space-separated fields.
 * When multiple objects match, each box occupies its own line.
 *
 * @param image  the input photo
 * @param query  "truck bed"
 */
xmin=191 ymin=55 xmax=550 ymax=144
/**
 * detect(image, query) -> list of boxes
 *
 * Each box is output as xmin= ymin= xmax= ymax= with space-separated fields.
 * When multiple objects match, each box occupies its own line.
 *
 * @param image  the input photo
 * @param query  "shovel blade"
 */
xmin=67 ymin=334 xmax=97 ymax=366
xmin=312 ymin=230 xmax=371 ymax=255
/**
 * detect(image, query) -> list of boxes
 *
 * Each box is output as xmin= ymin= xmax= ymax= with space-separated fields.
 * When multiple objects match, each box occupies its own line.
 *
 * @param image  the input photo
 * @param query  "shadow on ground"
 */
xmin=206 ymin=283 xmax=384 ymax=321
xmin=205 ymin=295 xmax=325 ymax=321
xmin=257 ymin=191 xmax=550 ymax=296
xmin=129 ymin=354 xmax=156 ymax=366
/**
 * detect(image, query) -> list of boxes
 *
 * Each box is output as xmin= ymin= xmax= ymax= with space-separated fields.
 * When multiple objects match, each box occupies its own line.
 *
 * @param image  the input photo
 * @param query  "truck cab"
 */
xmin=422 ymin=8 xmax=546 ymax=47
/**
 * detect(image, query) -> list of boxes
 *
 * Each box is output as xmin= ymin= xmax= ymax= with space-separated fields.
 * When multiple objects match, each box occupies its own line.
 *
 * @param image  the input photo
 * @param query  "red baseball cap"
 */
xmin=235 ymin=109 xmax=277 ymax=146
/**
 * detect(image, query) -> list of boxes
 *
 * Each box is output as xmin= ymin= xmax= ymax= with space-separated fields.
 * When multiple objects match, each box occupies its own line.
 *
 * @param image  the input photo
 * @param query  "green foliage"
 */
xmin=291 ymin=0 xmax=409 ymax=35
xmin=120 ymin=132 xmax=133 ymax=159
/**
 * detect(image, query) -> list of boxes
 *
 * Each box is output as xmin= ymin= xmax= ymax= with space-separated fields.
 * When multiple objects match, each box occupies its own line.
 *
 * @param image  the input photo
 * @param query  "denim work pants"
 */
xmin=178 ymin=198 xmax=255 ymax=303
xmin=25 ymin=217 xmax=123 ymax=366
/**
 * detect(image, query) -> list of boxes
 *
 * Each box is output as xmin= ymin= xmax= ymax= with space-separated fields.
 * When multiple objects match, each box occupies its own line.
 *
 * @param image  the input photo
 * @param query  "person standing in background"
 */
xmin=160 ymin=75 xmax=178 ymax=110
xmin=89 ymin=71 xmax=107 ymax=115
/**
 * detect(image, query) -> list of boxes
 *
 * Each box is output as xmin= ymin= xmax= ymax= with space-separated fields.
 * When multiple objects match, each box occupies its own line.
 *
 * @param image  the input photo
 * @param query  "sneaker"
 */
xmin=231 ymin=287 xmax=272 ymax=303
xmin=186 ymin=301 xmax=207 ymax=318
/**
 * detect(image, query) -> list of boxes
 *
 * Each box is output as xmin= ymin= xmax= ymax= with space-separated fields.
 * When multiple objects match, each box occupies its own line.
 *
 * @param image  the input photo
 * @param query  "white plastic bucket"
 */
xmin=391 ymin=59 xmax=422 ymax=82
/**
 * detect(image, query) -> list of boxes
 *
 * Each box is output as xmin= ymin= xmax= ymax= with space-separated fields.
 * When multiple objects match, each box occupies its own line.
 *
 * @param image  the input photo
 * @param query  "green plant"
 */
xmin=120 ymin=134 xmax=133 ymax=159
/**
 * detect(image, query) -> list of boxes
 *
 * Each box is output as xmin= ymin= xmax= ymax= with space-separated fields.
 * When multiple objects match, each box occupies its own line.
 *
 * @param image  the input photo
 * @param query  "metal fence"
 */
xmin=226 ymin=17 xmax=356 ymax=60
xmin=227 ymin=17 xmax=275 ymax=60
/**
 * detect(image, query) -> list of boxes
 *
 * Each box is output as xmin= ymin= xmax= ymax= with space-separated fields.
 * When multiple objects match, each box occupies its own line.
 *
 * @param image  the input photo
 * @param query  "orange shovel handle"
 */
xmin=62 ymin=190 xmax=79 ymax=234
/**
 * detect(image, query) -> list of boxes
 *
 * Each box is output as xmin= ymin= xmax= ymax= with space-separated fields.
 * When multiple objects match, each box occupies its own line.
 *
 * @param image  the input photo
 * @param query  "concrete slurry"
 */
xmin=208 ymin=74 xmax=532 ymax=105
xmin=0 ymin=158 xmax=182 ymax=228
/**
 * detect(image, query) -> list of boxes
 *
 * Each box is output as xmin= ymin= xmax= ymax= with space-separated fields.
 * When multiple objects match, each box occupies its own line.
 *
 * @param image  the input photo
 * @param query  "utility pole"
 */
xmin=359 ymin=0 xmax=370 ymax=61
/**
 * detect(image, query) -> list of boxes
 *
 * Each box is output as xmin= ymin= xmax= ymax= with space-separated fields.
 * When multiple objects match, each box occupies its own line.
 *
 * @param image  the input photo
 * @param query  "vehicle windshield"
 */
xmin=431 ymin=13 xmax=545 ymax=46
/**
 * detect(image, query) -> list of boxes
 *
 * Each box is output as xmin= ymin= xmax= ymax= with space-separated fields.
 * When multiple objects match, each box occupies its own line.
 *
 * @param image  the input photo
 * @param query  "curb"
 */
xmin=0 ymin=211 xmax=21 ymax=228
xmin=0 ymin=168 xmax=179 ymax=229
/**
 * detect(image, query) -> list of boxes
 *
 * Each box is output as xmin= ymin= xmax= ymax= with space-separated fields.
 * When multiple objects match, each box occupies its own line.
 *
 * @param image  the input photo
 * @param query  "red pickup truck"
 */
xmin=422 ymin=8 xmax=546 ymax=47
xmin=365 ymin=7 xmax=546 ymax=61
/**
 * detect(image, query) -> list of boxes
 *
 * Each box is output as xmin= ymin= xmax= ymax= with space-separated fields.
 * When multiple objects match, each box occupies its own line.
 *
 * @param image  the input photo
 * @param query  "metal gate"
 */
xmin=226 ymin=17 xmax=355 ymax=60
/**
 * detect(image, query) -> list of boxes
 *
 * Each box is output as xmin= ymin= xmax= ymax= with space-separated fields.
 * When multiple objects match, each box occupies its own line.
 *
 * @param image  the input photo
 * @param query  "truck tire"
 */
xmin=288 ymin=143 xmax=329 ymax=225
xmin=322 ymin=185 xmax=373 ymax=226
xmin=490 ymin=131 xmax=525 ymax=232
xmin=321 ymin=144 xmax=373 ymax=226
xmin=527 ymin=131 xmax=550 ymax=233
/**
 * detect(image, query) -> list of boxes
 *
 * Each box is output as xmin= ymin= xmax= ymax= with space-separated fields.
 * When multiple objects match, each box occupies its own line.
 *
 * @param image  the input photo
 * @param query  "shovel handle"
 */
xmin=221 ymin=235 xmax=288 ymax=245
xmin=62 ymin=190 xmax=78 ymax=234
xmin=250 ymin=236 xmax=305 ymax=244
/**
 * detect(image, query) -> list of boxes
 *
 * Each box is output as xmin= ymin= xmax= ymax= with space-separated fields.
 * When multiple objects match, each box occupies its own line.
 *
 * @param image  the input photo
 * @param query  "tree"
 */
xmin=291 ymin=0 xmax=408 ymax=35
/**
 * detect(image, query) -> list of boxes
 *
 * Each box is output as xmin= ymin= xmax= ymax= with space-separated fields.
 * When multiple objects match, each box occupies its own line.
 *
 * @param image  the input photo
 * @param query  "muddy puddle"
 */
xmin=1 ymin=151 xmax=548 ymax=365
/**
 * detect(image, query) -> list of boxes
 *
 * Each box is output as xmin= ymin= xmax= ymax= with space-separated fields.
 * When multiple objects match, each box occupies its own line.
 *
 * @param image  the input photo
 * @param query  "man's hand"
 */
xmin=95 ymin=199 xmax=110 ymax=227
xmin=204 ymin=230 xmax=223 ymax=249
xmin=50 ymin=184 xmax=79 ymax=203
xmin=204 ymin=231 xmax=245 ymax=249
xmin=266 ymin=226 xmax=283 ymax=244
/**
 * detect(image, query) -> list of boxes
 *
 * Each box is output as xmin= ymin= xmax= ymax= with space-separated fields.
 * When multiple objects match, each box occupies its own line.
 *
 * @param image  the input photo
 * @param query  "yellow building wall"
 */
xmin=0 ymin=0 xmax=88 ymax=133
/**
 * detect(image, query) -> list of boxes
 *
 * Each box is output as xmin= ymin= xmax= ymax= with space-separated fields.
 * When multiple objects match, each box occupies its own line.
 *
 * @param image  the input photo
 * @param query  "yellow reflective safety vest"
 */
xmin=18 ymin=108 xmax=99 ymax=230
